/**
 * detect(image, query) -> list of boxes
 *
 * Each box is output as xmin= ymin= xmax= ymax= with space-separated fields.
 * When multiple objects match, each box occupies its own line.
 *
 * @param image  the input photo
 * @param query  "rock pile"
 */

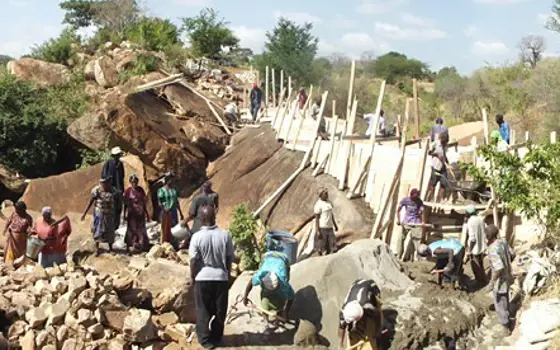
xmin=1 ymin=256 xmax=196 ymax=350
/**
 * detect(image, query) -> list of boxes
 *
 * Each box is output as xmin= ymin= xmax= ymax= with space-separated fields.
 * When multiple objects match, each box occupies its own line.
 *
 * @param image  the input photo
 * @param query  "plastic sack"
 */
xmin=171 ymin=223 xmax=190 ymax=240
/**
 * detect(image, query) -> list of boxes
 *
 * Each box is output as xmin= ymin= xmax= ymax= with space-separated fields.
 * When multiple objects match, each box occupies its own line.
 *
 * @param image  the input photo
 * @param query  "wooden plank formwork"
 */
xmin=365 ymin=81 xmax=387 ymax=205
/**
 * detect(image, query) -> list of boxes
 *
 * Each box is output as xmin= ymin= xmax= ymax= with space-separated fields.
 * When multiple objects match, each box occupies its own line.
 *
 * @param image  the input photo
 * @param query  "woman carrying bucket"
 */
xmin=32 ymin=207 xmax=71 ymax=268
xmin=2 ymin=201 xmax=33 ymax=263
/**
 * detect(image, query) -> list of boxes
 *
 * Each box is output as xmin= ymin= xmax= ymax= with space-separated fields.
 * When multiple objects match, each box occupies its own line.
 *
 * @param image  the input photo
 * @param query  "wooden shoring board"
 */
xmin=326 ymin=114 xmax=339 ymax=171
xmin=312 ymin=154 xmax=330 ymax=177
xmin=311 ymin=138 xmax=323 ymax=168
xmin=287 ymin=85 xmax=313 ymax=147
xmin=272 ymin=68 xmax=276 ymax=108
xmin=370 ymin=161 xmax=402 ymax=239
xmin=270 ymin=88 xmax=287 ymax=130
xmin=280 ymin=101 xmax=298 ymax=141
xmin=417 ymin=138 xmax=430 ymax=196
xmin=347 ymin=156 xmax=371 ymax=199
xmin=276 ymin=89 xmax=294 ymax=133
xmin=348 ymin=145 xmax=363 ymax=192
xmin=482 ymin=108 xmax=498 ymax=227
xmin=334 ymin=122 xmax=347 ymax=180
xmin=365 ymin=81 xmax=387 ymax=205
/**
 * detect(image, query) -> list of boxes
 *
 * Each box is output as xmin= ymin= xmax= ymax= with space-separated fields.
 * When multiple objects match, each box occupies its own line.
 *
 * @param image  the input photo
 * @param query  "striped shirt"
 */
xmin=339 ymin=279 xmax=381 ymax=329
xmin=158 ymin=186 xmax=179 ymax=210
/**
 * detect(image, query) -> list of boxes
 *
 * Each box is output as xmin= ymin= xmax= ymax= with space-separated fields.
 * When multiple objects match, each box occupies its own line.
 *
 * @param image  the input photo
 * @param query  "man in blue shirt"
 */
xmin=496 ymin=114 xmax=510 ymax=144
xmin=417 ymin=238 xmax=465 ymax=286
xmin=242 ymin=250 xmax=295 ymax=321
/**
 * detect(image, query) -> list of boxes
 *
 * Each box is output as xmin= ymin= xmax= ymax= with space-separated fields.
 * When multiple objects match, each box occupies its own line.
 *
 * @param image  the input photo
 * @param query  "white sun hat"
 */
xmin=111 ymin=146 xmax=123 ymax=155
xmin=342 ymin=300 xmax=364 ymax=324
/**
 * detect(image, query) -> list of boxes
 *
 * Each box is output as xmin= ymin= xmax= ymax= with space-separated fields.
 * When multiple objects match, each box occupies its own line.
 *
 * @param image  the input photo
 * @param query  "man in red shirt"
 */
xmin=33 ymin=207 xmax=71 ymax=268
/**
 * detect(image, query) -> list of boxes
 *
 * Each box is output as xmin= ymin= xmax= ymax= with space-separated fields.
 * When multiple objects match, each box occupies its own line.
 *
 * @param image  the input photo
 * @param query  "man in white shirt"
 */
xmin=314 ymin=187 xmax=339 ymax=255
xmin=364 ymin=110 xmax=386 ymax=137
xmin=463 ymin=205 xmax=488 ymax=286
xmin=224 ymin=101 xmax=238 ymax=127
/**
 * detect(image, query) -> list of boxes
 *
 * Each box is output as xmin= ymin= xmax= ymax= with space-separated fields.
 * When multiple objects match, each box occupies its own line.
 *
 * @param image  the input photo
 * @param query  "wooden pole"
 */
xmin=276 ymin=88 xmax=293 ymax=132
xmin=346 ymin=60 xmax=356 ymax=130
xmin=288 ymin=76 xmax=292 ymax=96
xmin=418 ymin=138 xmax=430 ymax=196
xmin=265 ymin=66 xmax=269 ymax=107
xmin=281 ymin=100 xmax=298 ymax=141
xmin=396 ymin=114 xmax=402 ymax=138
xmin=271 ymin=88 xmax=287 ymax=129
xmin=370 ymin=161 xmax=402 ymax=239
xmin=347 ymin=157 xmax=371 ymax=199
xmin=271 ymin=68 xmax=276 ymax=108
xmin=482 ymin=108 xmax=489 ymax=145
xmin=551 ymin=131 xmax=557 ymax=144
xmin=511 ymin=129 xmax=516 ymax=145
xmin=280 ymin=70 xmax=284 ymax=98
xmin=525 ymin=131 xmax=529 ymax=142
xmin=471 ymin=136 xmax=478 ymax=167
xmin=338 ymin=99 xmax=359 ymax=190
xmin=413 ymin=78 xmax=420 ymax=139
xmin=365 ymin=81 xmax=387 ymax=205
xmin=312 ymin=154 xmax=329 ymax=177
xmin=286 ymin=85 xmax=312 ymax=147
xmin=327 ymin=114 xmax=339 ymax=173
xmin=253 ymin=91 xmax=329 ymax=219
xmin=291 ymin=87 xmax=314 ymax=151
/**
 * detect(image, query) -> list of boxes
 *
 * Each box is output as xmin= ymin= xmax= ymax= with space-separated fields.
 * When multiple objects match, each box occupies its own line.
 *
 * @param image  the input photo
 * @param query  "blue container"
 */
xmin=265 ymin=230 xmax=298 ymax=265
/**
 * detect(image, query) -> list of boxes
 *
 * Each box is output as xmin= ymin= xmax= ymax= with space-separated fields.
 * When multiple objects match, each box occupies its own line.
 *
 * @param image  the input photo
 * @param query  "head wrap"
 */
xmin=342 ymin=301 xmax=364 ymax=324
xmin=417 ymin=243 xmax=429 ymax=257
xmin=261 ymin=272 xmax=279 ymax=291
xmin=410 ymin=188 xmax=420 ymax=198
xmin=465 ymin=204 xmax=476 ymax=215
xmin=41 ymin=207 xmax=52 ymax=216
xmin=111 ymin=146 xmax=123 ymax=156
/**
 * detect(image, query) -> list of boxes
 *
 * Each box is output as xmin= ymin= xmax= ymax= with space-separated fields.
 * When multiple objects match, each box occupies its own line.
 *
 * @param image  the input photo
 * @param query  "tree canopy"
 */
xmin=125 ymin=17 xmax=180 ymax=52
xmin=181 ymin=8 xmax=239 ymax=60
xmin=370 ymin=51 xmax=431 ymax=85
xmin=254 ymin=18 xmax=319 ymax=87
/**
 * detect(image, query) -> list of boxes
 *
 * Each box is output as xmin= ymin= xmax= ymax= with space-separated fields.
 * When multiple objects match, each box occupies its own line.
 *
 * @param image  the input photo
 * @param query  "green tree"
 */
xmin=181 ymin=8 xmax=239 ymax=60
xmin=0 ymin=55 xmax=13 ymax=66
xmin=229 ymin=204 xmax=263 ymax=270
xmin=371 ymin=52 xmax=430 ymax=85
xmin=30 ymin=28 xmax=82 ymax=65
xmin=254 ymin=18 xmax=319 ymax=87
xmin=125 ymin=17 xmax=179 ymax=52
xmin=60 ymin=0 xmax=97 ymax=28
xmin=546 ymin=0 xmax=560 ymax=33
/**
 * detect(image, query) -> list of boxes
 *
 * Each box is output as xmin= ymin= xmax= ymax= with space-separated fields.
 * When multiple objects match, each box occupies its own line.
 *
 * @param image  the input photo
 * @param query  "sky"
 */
xmin=1 ymin=0 xmax=559 ymax=74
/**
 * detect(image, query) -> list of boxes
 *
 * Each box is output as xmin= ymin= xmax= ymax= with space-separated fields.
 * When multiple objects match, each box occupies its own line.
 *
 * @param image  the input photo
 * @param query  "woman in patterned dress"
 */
xmin=123 ymin=174 xmax=150 ymax=253
xmin=2 ymin=201 xmax=32 ymax=263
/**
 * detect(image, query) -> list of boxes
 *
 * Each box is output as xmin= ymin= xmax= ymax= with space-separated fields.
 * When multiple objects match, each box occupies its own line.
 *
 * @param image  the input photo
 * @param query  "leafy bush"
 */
xmin=118 ymin=52 xmax=159 ymax=83
xmin=30 ymin=28 xmax=81 ymax=65
xmin=229 ymin=204 xmax=263 ymax=270
xmin=0 ymin=73 xmax=69 ymax=177
xmin=126 ymin=17 xmax=179 ymax=52
xmin=163 ymin=44 xmax=191 ymax=71
xmin=78 ymin=148 xmax=110 ymax=169
xmin=43 ymin=72 xmax=89 ymax=121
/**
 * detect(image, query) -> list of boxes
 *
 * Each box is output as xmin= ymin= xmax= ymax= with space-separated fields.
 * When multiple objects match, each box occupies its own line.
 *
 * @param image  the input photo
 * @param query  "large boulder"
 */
xmin=7 ymin=58 xmax=70 ymax=87
xmin=94 ymin=56 xmax=118 ymax=88
xmin=226 ymin=239 xmax=487 ymax=349
xmin=0 ymin=164 xmax=27 ymax=200
xmin=163 ymin=84 xmax=217 ymax=122
xmin=67 ymin=112 xmax=118 ymax=150
xmin=180 ymin=119 xmax=228 ymax=161
xmin=205 ymin=126 xmax=373 ymax=237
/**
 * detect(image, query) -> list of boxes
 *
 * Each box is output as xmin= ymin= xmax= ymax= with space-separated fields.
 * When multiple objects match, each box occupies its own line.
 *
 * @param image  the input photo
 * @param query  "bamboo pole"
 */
xmin=365 ymin=81 xmax=387 ymax=205
xmin=413 ymin=78 xmax=420 ymax=139
xmin=272 ymin=68 xmax=276 ymax=108
xmin=338 ymin=99 xmax=358 ymax=190
xmin=253 ymin=91 xmax=329 ymax=219
xmin=271 ymin=88 xmax=287 ymax=130
xmin=265 ymin=66 xmax=269 ymax=107
xmin=346 ymin=60 xmax=356 ymax=132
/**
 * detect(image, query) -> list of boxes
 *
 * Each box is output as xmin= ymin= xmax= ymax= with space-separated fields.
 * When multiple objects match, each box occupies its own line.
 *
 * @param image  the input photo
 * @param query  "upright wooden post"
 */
xmin=286 ymin=85 xmax=312 ymax=146
xmin=346 ymin=60 xmax=356 ymax=127
xmin=271 ymin=68 xmax=276 ymax=108
xmin=327 ymin=113 xmax=339 ymax=172
xmin=511 ymin=129 xmax=516 ymax=145
xmin=396 ymin=114 xmax=402 ymax=138
xmin=265 ymin=66 xmax=269 ymax=107
xmin=271 ymin=88 xmax=287 ymax=129
xmin=280 ymin=70 xmax=284 ymax=98
xmin=413 ymin=78 xmax=420 ymax=139
xmin=551 ymin=131 xmax=557 ymax=144
xmin=276 ymin=89 xmax=293 ymax=134
xmin=525 ymin=131 xmax=529 ymax=142
xmin=471 ymin=136 xmax=478 ymax=167
xmin=417 ymin=138 xmax=430 ymax=196
xmin=288 ymin=76 xmax=292 ymax=96
xmin=482 ymin=108 xmax=490 ymax=145
xmin=365 ymin=81 xmax=387 ymax=205
xmin=291 ymin=87 xmax=314 ymax=151
xmin=338 ymin=99 xmax=358 ymax=190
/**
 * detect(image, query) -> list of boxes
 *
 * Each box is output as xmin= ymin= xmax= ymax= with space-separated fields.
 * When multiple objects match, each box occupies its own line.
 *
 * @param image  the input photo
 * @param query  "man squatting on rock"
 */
xmin=189 ymin=205 xmax=234 ymax=350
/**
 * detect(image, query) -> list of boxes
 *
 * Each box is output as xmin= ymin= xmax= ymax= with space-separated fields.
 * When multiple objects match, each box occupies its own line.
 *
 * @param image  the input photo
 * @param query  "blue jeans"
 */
xmin=250 ymin=102 xmax=261 ymax=121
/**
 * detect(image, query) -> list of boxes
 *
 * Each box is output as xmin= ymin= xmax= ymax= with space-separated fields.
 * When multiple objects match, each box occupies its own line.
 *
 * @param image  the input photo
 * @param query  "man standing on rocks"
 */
xmin=314 ymin=187 xmax=338 ymax=256
xmin=102 ymin=147 xmax=125 ymax=228
xmin=338 ymin=279 xmax=383 ymax=350
xmin=486 ymin=224 xmax=515 ymax=335
xmin=464 ymin=205 xmax=487 ymax=286
xmin=189 ymin=205 xmax=233 ymax=349
xmin=250 ymin=82 xmax=262 ymax=122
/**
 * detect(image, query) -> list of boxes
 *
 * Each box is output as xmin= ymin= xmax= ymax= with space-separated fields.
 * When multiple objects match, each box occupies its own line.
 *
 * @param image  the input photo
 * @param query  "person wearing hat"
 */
xmin=243 ymin=250 xmax=295 ymax=322
xmin=102 ymin=146 xmax=125 ymax=228
xmin=250 ymin=82 xmax=263 ymax=122
xmin=417 ymin=237 xmax=465 ymax=286
xmin=158 ymin=173 xmax=184 ymax=248
xmin=338 ymin=279 xmax=383 ymax=350
xmin=314 ymin=187 xmax=339 ymax=256
xmin=463 ymin=204 xmax=487 ymax=286
xmin=430 ymin=118 xmax=449 ymax=145
xmin=33 ymin=207 xmax=71 ymax=268
xmin=82 ymin=177 xmax=121 ymax=255
xmin=397 ymin=188 xmax=425 ymax=261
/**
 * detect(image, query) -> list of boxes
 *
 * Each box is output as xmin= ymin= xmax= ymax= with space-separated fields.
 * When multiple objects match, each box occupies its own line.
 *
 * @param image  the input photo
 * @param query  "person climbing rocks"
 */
xmin=102 ymin=146 xmax=125 ymax=228
xmin=463 ymin=205 xmax=487 ymax=286
xmin=338 ymin=279 xmax=383 ymax=350
xmin=486 ymin=224 xmax=515 ymax=336
xmin=224 ymin=100 xmax=238 ymax=128
xmin=158 ymin=172 xmax=184 ymax=249
xmin=314 ymin=187 xmax=339 ymax=256
xmin=242 ymin=249 xmax=295 ymax=323
xmin=250 ymin=82 xmax=263 ymax=122
xmin=496 ymin=114 xmax=511 ymax=144
xmin=397 ymin=188 xmax=425 ymax=261
xmin=430 ymin=118 xmax=449 ymax=146
xmin=425 ymin=133 xmax=451 ymax=205
xmin=33 ymin=207 xmax=71 ymax=268
xmin=189 ymin=205 xmax=233 ymax=349
xmin=81 ymin=177 xmax=121 ymax=256
xmin=417 ymin=237 xmax=465 ymax=287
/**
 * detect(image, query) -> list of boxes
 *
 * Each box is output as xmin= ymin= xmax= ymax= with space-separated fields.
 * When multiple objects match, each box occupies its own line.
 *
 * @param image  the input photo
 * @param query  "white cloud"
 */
xmin=274 ymin=11 xmax=322 ymax=24
xmin=9 ymin=0 xmax=31 ymax=6
xmin=463 ymin=25 xmax=479 ymax=37
xmin=374 ymin=22 xmax=448 ymax=40
xmin=231 ymin=26 xmax=266 ymax=53
xmin=473 ymin=0 xmax=527 ymax=4
xmin=318 ymin=40 xmax=336 ymax=56
xmin=172 ymin=0 xmax=211 ymax=5
xmin=334 ymin=14 xmax=358 ymax=28
xmin=400 ymin=12 xmax=434 ymax=27
xmin=341 ymin=32 xmax=391 ymax=52
xmin=472 ymin=40 xmax=509 ymax=56
xmin=0 ymin=20 xmax=62 ymax=58
xmin=357 ymin=0 xmax=407 ymax=15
